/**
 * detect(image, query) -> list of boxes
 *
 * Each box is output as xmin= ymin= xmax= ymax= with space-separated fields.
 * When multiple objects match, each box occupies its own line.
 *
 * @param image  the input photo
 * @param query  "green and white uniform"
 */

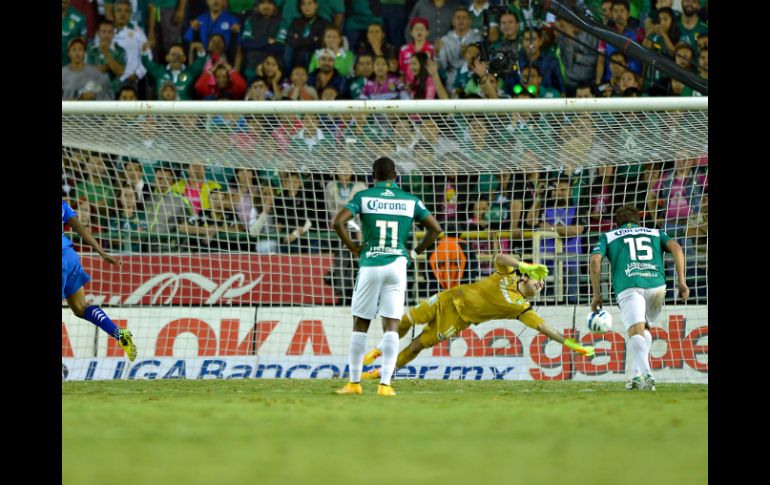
xmin=591 ymin=223 xmax=671 ymax=329
xmin=345 ymin=180 xmax=430 ymax=319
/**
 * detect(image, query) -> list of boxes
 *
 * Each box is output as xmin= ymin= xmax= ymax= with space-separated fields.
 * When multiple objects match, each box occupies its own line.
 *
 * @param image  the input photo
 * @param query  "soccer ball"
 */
xmin=587 ymin=310 xmax=613 ymax=333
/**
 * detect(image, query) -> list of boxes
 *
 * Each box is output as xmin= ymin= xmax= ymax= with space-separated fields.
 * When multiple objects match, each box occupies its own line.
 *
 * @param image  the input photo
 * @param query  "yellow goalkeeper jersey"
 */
xmin=450 ymin=260 xmax=545 ymax=329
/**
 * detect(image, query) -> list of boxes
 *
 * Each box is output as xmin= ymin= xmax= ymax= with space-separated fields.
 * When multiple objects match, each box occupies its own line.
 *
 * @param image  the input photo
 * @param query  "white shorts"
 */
xmin=351 ymin=257 xmax=408 ymax=320
xmin=616 ymin=285 xmax=667 ymax=330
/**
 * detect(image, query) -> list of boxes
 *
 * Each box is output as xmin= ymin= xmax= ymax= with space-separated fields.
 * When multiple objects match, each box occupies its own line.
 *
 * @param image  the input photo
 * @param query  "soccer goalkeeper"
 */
xmin=361 ymin=253 xmax=594 ymax=379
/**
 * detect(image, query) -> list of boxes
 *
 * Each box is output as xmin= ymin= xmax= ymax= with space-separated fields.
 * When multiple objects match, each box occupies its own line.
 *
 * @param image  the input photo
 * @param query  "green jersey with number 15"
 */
xmin=345 ymin=181 xmax=430 ymax=267
xmin=591 ymin=223 xmax=672 ymax=294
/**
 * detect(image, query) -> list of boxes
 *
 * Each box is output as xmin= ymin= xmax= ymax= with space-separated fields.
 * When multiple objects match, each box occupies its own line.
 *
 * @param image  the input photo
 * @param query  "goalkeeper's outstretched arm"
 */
xmin=536 ymin=320 xmax=594 ymax=357
xmin=494 ymin=253 xmax=549 ymax=280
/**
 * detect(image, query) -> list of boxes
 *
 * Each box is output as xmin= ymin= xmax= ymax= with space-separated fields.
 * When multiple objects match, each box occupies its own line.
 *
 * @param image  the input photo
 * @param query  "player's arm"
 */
xmin=494 ymin=253 xmax=548 ymax=280
xmin=66 ymin=216 xmax=119 ymax=265
xmin=589 ymin=253 xmax=603 ymax=311
xmin=664 ymin=239 xmax=690 ymax=301
xmin=519 ymin=311 xmax=594 ymax=357
xmin=333 ymin=208 xmax=361 ymax=257
xmin=413 ymin=215 xmax=442 ymax=257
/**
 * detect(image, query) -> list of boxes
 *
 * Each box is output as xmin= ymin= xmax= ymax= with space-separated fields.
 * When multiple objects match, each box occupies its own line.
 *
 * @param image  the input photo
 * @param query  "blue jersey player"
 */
xmin=62 ymin=200 xmax=137 ymax=361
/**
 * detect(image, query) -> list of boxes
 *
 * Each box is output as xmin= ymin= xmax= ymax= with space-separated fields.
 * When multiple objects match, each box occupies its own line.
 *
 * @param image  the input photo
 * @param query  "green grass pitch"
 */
xmin=62 ymin=380 xmax=707 ymax=485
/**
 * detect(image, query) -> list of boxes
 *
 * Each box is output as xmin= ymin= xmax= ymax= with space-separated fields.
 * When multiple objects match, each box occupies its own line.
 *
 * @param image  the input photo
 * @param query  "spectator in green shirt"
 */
xmin=62 ymin=0 xmax=88 ymax=66
xmin=142 ymin=42 xmax=206 ymax=99
xmin=87 ymin=19 xmax=128 ymax=93
xmin=308 ymin=25 xmax=355 ymax=77
xmin=678 ymin=0 xmax=707 ymax=56
xmin=343 ymin=0 xmax=383 ymax=51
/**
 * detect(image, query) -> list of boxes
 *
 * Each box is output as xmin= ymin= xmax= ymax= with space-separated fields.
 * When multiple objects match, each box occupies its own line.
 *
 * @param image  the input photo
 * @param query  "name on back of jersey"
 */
xmin=365 ymin=246 xmax=405 ymax=258
xmin=624 ymin=262 xmax=659 ymax=278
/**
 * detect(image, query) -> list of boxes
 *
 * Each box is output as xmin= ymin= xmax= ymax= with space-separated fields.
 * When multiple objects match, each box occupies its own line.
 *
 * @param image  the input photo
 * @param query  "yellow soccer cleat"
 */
xmin=361 ymin=368 xmax=381 ymax=380
xmin=377 ymin=384 xmax=396 ymax=396
xmin=336 ymin=382 xmax=363 ymax=395
xmin=118 ymin=329 xmax=137 ymax=362
xmin=363 ymin=348 xmax=382 ymax=365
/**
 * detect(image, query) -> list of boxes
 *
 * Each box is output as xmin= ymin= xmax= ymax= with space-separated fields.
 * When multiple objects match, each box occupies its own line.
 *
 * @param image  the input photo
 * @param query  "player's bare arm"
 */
xmin=66 ymin=215 xmax=119 ymax=265
xmin=494 ymin=253 xmax=548 ymax=280
xmin=333 ymin=207 xmax=361 ymax=257
xmin=589 ymin=253 xmax=603 ymax=311
xmin=413 ymin=214 xmax=442 ymax=256
xmin=665 ymin=239 xmax=690 ymax=301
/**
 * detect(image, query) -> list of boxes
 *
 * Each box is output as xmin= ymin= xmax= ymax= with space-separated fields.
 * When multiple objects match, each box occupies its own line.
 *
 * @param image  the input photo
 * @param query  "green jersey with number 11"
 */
xmin=345 ymin=181 xmax=430 ymax=267
xmin=591 ymin=223 xmax=672 ymax=294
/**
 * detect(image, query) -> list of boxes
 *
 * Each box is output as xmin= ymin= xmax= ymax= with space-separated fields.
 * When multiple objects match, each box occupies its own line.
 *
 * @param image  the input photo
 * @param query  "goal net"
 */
xmin=62 ymin=98 xmax=708 ymax=383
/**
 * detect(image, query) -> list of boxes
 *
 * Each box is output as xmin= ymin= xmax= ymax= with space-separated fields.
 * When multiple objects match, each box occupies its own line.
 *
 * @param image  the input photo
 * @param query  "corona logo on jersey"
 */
xmin=361 ymin=197 xmax=414 ymax=217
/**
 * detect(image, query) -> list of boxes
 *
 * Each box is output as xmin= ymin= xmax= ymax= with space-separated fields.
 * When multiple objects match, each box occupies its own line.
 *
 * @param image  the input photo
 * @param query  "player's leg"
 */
xmin=63 ymin=250 xmax=137 ymax=361
xmin=363 ymin=291 xmax=444 ymax=365
xmin=364 ymin=293 xmax=465 ymax=378
xmin=639 ymin=285 xmax=667 ymax=391
xmin=617 ymin=288 xmax=648 ymax=390
xmin=338 ymin=266 xmax=380 ymax=394
xmin=375 ymin=258 xmax=408 ymax=395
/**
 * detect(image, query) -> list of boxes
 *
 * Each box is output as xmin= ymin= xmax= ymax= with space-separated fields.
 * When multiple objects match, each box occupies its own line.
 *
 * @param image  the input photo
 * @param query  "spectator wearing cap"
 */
xmin=343 ymin=1 xmax=383 ymax=52
xmin=240 ymin=0 xmax=284 ymax=78
xmin=436 ymin=7 xmax=480 ymax=89
xmin=406 ymin=0 xmax=462 ymax=43
xmin=141 ymin=42 xmax=206 ymax=100
xmin=286 ymin=0 xmax=329 ymax=73
xmin=399 ymin=17 xmax=435 ymax=85
xmin=308 ymin=25 xmax=355 ymax=77
xmin=63 ymin=38 xmax=114 ymax=100
xmin=87 ymin=19 xmax=128 ymax=94
xmin=308 ymin=48 xmax=347 ymax=97
xmin=62 ymin=0 xmax=88 ymax=66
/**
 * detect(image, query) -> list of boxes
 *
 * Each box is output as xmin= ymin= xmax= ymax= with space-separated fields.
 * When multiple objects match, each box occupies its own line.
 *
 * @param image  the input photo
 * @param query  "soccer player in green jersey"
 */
xmin=334 ymin=157 xmax=442 ymax=396
xmin=589 ymin=205 xmax=690 ymax=391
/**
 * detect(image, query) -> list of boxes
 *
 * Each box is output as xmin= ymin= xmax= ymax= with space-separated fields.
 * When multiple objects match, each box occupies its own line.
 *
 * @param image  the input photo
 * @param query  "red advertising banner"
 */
xmin=80 ymin=254 xmax=337 ymax=305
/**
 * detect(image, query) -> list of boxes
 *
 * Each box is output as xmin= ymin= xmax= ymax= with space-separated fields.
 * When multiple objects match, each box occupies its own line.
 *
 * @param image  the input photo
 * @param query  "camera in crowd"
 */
xmin=473 ymin=41 xmax=516 ymax=77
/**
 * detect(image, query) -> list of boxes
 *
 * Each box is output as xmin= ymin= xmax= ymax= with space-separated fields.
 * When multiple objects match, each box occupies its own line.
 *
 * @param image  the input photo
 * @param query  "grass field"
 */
xmin=62 ymin=380 xmax=707 ymax=485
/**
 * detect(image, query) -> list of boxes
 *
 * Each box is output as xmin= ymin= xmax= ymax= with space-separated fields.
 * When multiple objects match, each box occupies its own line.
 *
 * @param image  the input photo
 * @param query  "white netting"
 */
xmin=62 ymin=98 xmax=708 ymax=383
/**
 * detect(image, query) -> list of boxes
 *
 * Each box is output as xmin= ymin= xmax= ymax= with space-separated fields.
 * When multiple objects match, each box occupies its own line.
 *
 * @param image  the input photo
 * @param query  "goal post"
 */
xmin=62 ymin=98 xmax=708 ymax=383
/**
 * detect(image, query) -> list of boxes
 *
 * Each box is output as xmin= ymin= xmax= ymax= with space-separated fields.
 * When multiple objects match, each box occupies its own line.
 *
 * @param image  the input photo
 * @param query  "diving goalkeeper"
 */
xmin=361 ymin=253 xmax=594 ymax=379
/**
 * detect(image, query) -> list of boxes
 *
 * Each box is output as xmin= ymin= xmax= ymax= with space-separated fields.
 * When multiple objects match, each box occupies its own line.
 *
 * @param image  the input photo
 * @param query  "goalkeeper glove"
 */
xmin=409 ymin=249 xmax=419 ymax=261
xmin=563 ymin=338 xmax=595 ymax=357
xmin=518 ymin=262 xmax=548 ymax=280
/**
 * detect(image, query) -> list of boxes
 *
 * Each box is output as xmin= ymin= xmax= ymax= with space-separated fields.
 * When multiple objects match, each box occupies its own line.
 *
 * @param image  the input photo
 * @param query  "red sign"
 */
xmin=80 ymin=254 xmax=337 ymax=305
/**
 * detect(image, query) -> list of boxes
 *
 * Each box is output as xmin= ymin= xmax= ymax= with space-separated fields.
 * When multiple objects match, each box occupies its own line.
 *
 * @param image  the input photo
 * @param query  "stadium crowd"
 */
xmin=62 ymin=0 xmax=708 ymax=101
